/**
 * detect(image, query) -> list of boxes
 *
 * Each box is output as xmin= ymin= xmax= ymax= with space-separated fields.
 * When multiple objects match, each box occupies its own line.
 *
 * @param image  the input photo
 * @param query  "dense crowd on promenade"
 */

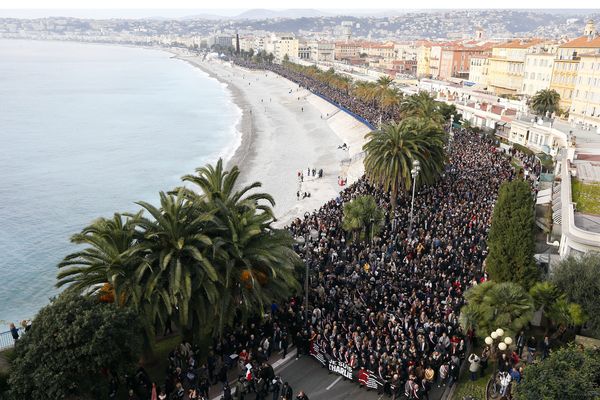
xmin=233 ymin=59 xmax=395 ymax=127
xmin=283 ymin=129 xmax=514 ymax=398
xmin=112 ymin=61 xmax=516 ymax=400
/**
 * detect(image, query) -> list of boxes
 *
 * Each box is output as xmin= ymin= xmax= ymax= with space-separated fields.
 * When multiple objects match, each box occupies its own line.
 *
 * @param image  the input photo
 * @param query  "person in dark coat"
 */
xmin=281 ymin=382 xmax=293 ymax=400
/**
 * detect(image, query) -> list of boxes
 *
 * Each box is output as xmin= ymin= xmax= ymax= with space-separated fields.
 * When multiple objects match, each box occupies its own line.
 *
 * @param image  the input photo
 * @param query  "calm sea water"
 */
xmin=0 ymin=40 xmax=240 ymax=326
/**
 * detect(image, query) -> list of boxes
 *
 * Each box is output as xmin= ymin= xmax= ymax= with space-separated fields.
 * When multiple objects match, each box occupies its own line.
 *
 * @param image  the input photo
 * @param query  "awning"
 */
xmin=536 ymin=188 xmax=553 ymax=205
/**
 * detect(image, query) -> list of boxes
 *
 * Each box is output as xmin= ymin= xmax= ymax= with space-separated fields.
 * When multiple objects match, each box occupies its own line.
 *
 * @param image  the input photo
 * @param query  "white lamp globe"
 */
xmin=504 ymin=337 xmax=513 ymax=345
xmin=496 ymin=328 xmax=505 ymax=337
xmin=485 ymin=336 xmax=493 ymax=345
xmin=491 ymin=332 xmax=498 ymax=340
xmin=498 ymin=342 xmax=507 ymax=351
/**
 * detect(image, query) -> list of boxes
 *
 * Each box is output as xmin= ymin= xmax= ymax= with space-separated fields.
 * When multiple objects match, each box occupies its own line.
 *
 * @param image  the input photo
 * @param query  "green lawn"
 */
xmin=453 ymin=371 xmax=490 ymax=400
xmin=572 ymin=179 xmax=600 ymax=215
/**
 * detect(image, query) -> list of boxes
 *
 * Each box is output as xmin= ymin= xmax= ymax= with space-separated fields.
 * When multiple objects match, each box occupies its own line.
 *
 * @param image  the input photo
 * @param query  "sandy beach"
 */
xmin=178 ymin=54 xmax=371 ymax=227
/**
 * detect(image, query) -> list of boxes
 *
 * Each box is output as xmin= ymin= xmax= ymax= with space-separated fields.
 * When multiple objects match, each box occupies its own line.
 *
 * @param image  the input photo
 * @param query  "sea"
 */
xmin=0 ymin=39 xmax=241 ymax=327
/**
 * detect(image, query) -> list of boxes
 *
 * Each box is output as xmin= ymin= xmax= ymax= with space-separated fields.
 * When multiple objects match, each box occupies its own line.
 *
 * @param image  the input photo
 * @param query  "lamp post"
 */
xmin=408 ymin=160 xmax=421 ymax=238
xmin=484 ymin=328 xmax=513 ymax=364
xmin=296 ymin=228 xmax=319 ymax=325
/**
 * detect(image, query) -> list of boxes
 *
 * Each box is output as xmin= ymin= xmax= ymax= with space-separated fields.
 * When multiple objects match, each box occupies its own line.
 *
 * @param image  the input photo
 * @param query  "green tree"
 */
xmin=486 ymin=180 xmax=538 ymax=289
xmin=56 ymin=212 xmax=145 ymax=307
xmin=8 ymin=291 xmax=142 ymax=399
xmin=135 ymin=190 xmax=219 ymax=336
xmin=530 ymin=89 xmax=561 ymax=117
xmin=517 ymin=344 xmax=600 ymax=400
xmin=363 ymin=121 xmax=446 ymax=210
xmin=342 ymin=195 xmax=384 ymax=242
xmin=459 ymin=281 xmax=534 ymax=338
xmin=400 ymin=91 xmax=445 ymax=125
xmin=552 ymin=253 xmax=600 ymax=337
xmin=182 ymin=159 xmax=301 ymax=337
xmin=529 ymin=281 xmax=587 ymax=333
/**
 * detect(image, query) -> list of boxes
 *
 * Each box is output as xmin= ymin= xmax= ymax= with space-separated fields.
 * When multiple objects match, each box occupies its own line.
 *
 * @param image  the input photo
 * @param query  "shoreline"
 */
xmin=175 ymin=56 xmax=256 ymax=179
xmin=174 ymin=54 xmax=372 ymax=227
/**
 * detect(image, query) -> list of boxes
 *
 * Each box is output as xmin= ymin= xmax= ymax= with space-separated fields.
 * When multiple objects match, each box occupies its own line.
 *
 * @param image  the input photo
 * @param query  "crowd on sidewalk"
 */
xmin=233 ymin=59 xmax=394 ymax=127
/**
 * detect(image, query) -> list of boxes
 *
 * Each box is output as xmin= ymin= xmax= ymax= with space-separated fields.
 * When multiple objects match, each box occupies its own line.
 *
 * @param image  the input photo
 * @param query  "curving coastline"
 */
xmin=175 ymin=52 xmax=372 ymax=227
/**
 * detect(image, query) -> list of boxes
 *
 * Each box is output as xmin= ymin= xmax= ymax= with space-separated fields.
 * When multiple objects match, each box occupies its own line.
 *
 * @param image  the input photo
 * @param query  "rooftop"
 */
xmin=560 ymin=35 xmax=600 ymax=49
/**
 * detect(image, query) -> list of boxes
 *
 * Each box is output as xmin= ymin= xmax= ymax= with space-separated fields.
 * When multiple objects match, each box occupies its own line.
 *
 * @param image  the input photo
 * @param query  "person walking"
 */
xmin=526 ymin=336 xmax=537 ymax=363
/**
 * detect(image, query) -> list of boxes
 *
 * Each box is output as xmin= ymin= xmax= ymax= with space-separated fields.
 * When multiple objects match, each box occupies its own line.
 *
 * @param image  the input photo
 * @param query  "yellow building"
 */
xmin=570 ymin=52 xmax=600 ymax=129
xmin=550 ymin=20 xmax=600 ymax=112
xmin=487 ymin=39 xmax=544 ymax=96
xmin=273 ymin=36 xmax=299 ymax=61
xmin=416 ymin=41 xmax=432 ymax=78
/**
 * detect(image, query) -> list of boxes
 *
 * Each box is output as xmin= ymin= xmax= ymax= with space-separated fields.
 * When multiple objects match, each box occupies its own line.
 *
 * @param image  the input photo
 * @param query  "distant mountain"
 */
xmin=181 ymin=13 xmax=233 ymax=21
xmin=235 ymin=9 xmax=330 ymax=20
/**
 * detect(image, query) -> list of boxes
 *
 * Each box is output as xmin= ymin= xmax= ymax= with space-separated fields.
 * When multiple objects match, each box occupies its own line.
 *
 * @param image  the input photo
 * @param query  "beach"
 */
xmin=177 ymin=54 xmax=372 ymax=227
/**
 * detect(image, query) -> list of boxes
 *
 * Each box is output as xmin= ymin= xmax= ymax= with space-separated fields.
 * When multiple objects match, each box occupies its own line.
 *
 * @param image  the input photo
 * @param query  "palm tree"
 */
xmin=380 ymin=87 xmax=402 ymax=114
xmin=183 ymin=159 xmax=301 ymax=337
xmin=135 ymin=190 xmax=219 ymax=335
xmin=353 ymin=81 xmax=377 ymax=104
xmin=182 ymin=158 xmax=275 ymax=217
xmin=363 ymin=121 xmax=446 ymax=210
xmin=400 ymin=92 xmax=445 ymax=125
xmin=57 ymin=212 xmax=145 ymax=307
xmin=459 ymin=281 xmax=534 ymax=338
xmin=342 ymin=195 xmax=385 ymax=242
xmin=530 ymin=281 xmax=587 ymax=334
xmin=530 ymin=89 xmax=560 ymax=117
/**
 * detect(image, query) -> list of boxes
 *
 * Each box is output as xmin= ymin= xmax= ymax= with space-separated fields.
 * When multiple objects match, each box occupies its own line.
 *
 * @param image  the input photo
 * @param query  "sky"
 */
xmin=0 ymin=0 xmax=597 ymax=19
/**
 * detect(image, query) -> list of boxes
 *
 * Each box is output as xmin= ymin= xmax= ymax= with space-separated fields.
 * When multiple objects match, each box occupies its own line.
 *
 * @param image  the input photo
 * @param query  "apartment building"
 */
xmin=468 ymin=55 xmax=490 ymax=87
xmin=522 ymin=51 xmax=556 ymax=97
xmin=570 ymin=52 xmax=600 ymax=130
xmin=487 ymin=39 xmax=544 ymax=96
xmin=550 ymin=20 xmax=600 ymax=112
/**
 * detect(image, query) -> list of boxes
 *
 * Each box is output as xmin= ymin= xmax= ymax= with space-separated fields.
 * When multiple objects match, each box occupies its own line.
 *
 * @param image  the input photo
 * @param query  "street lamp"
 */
xmin=408 ymin=160 xmax=421 ymax=238
xmin=484 ymin=328 xmax=513 ymax=365
xmin=296 ymin=228 xmax=319 ymax=325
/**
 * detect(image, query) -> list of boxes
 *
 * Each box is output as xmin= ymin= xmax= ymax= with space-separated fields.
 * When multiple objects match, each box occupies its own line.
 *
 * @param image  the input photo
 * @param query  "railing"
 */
xmin=308 ymin=90 xmax=377 ymax=130
xmin=0 ymin=328 xmax=21 ymax=351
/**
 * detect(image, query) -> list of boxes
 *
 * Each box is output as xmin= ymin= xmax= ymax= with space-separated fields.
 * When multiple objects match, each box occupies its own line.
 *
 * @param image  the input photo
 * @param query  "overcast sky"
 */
xmin=0 ymin=0 xmax=597 ymax=19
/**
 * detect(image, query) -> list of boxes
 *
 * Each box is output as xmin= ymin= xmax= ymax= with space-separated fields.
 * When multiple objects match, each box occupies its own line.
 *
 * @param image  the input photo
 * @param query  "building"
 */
xmin=570 ymin=52 xmax=600 ymax=130
xmin=468 ymin=55 xmax=490 ymax=88
xmin=438 ymin=45 xmax=490 ymax=79
xmin=416 ymin=41 xmax=432 ymax=78
xmin=550 ymin=20 xmax=600 ymax=112
xmin=334 ymin=41 xmax=363 ymax=61
xmin=487 ymin=39 xmax=544 ymax=96
xmin=273 ymin=35 xmax=299 ymax=61
xmin=309 ymin=41 xmax=335 ymax=62
xmin=298 ymin=41 xmax=311 ymax=60
xmin=522 ymin=51 xmax=556 ymax=97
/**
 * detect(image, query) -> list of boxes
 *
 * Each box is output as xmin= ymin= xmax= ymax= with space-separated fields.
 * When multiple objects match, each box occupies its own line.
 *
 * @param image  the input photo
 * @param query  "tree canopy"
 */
xmin=459 ymin=281 xmax=534 ymax=338
xmin=57 ymin=159 xmax=301 ymax=343
xmin=486 ymin=179 xmax=538 ymax=289
xmin=8 ymin=291 xmax=142 ymax=399
xmin=363 ymin=121 xmax=446 ymax=210
xmin=517 ymin=344 xmax=600 ymax=400
xmin=530 ymin=89 xmax=561 ymax=117
xmin=342 ymin=195 xmax=384 ymax=242
xmin=552 ymin=253 xmax=600 ymax=338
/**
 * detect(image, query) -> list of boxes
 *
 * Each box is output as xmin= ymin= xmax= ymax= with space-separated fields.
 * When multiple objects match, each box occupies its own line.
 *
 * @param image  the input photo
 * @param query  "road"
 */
xmin=276 ymin=356 xmax=381 ymax=400
xmin=210 ymin=349 xmax=449 ymax=400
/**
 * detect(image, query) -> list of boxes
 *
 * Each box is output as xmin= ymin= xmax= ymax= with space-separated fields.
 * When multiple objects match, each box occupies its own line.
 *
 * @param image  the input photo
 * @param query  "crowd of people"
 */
xmin=283 ymin=128 xmax=515 ymax=398
xmin=115 ymin=60 xmax=517 ymax=399
xmin=233 ymin=59 xmax=394 ymax=127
